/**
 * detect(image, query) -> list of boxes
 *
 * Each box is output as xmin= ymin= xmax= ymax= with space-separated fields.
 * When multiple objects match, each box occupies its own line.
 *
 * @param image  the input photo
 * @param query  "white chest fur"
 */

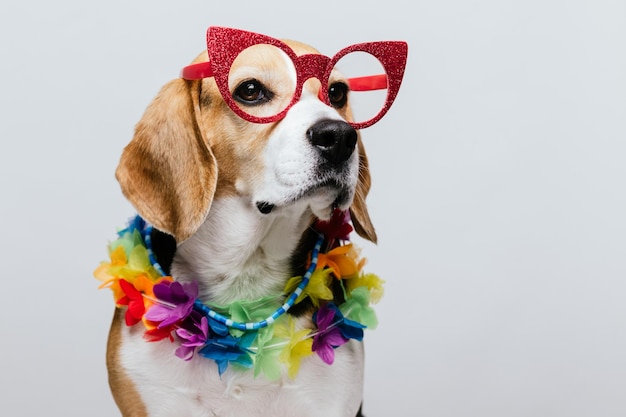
xmin=119 ymin=323 xmax=364 ymax=417
xmin=114 ymin=197 xmax=365 ymax=416
xmin=171 ymin=197 xmax=318 ymax=305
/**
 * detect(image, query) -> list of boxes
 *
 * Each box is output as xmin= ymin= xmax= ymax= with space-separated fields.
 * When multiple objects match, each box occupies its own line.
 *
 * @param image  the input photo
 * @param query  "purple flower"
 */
xmin=145 ymin=281 xmax=198 ymax=328
xmin=175 ymin=316 xmax=209 ymax=361
xmin=312 ymin=303 xmax=349 ymax=365
xmin=312 ymin=303 xmax=366 ymax=365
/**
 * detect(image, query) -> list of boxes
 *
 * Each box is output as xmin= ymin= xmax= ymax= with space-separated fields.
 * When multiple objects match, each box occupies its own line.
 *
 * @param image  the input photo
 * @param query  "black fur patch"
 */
xmin=149 ymin=228 xmax=177 ymax=275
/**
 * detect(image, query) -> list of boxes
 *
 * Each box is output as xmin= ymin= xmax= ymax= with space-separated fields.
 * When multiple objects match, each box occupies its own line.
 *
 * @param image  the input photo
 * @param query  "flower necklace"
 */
xmin=95 ymin=210 xmax=384 ymax=379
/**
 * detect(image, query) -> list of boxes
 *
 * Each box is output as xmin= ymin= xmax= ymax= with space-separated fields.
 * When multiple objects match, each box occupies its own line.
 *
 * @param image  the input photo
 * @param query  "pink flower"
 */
xmin=145 ymin=281 xmax=198 ymax=328
xmin=175 ymin=316 xmax=209 ymax=361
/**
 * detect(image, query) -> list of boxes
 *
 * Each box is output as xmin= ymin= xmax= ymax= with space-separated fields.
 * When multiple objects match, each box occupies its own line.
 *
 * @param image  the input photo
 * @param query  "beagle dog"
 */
xmin=100 ymin=26 xmax=406 ymax=417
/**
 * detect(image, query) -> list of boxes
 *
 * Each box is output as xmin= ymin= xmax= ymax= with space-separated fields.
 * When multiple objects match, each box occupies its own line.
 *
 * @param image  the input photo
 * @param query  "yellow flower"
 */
xmin=94 ymin=242 xmax=162 ymax=301
xmin=346 ymin=273 xmax=385 ymax=304
xmin=94 ymin=245 xmax=128 ymax=301
xmin=284 ymin=269 xmax=334 ymax=307
xmin=275 ymin=318 xmax=313 ymax=379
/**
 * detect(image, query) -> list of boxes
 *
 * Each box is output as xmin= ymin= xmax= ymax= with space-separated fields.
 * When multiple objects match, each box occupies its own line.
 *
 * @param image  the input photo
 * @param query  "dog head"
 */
xmin=116 ymin=27 xmax=407 ymax=244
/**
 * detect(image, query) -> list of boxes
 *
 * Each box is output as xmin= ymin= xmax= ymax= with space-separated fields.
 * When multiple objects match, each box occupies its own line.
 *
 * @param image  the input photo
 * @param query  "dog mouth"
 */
xmin=255 ymin=178 xmax=353 ymax=216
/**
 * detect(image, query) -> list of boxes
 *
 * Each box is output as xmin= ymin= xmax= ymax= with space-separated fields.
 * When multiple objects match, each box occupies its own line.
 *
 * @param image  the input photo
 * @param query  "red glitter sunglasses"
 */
xmin=181 ymin=26 xmax=408 ymax=129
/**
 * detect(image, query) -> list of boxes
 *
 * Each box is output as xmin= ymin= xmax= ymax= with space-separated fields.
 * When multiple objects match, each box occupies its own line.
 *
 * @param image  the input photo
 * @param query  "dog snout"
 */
xmin=306 ymin=119 xmax=357 ymax=164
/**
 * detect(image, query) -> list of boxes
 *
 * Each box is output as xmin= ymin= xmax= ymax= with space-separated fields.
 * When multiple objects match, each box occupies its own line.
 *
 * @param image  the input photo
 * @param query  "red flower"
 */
xmin=315 ymin=209 xmax=353 ymax=241
xmin=116 ymin=279 xmax=146 ymax=326
xmin=144 ymin=326 xmax=175 ymax=342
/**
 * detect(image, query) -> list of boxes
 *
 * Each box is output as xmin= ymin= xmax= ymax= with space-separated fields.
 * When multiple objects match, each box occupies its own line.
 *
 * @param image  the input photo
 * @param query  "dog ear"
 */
xmin=116 ymin=78 xmax=217 ymax=242
xmin=350 ymin=139 xmax=377 ymax=243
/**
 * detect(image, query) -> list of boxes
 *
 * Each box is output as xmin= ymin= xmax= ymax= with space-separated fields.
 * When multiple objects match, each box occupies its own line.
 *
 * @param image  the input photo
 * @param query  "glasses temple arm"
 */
xmin=180 ymin=61 xmax=214 ymax=80
xmin=347 ymin=74 xmax=388 ymax=91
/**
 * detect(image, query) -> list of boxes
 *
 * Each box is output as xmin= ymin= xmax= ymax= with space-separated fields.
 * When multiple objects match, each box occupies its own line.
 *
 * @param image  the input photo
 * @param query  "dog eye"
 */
xmin=233 ymin=79 xmax=272 ymax=105
xmin=328 ymin=82 xmax=349 ymax=108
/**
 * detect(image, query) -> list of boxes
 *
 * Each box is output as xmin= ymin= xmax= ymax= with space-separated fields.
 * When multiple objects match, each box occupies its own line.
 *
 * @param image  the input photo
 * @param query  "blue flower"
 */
xmin=198 ymin=331 xmax=256 ymax=375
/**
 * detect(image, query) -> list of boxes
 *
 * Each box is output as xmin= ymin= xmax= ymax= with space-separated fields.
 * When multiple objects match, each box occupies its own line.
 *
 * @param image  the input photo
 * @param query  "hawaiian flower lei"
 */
xmin=94 ymin=210 xmax=384 ymax=379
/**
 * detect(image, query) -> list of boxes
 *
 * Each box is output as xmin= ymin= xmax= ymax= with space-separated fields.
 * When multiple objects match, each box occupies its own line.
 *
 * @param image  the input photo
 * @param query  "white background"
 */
xmin=1 ymin=1 xmax=624 ymax=416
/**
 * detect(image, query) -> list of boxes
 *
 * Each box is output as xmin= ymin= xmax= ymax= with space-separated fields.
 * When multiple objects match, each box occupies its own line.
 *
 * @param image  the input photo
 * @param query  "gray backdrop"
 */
xmin=1 ymin=1 xmax=624 ymax=416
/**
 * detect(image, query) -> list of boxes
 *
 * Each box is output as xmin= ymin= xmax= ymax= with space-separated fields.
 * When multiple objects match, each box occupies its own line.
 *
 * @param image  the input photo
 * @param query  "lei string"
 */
xmin=94 ymin=210 xmax=384 ymax=379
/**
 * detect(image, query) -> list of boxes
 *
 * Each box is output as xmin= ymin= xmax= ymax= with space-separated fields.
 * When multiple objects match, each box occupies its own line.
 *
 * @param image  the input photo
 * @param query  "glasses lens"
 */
xmin=330 ymin=51 xmax=387 ymax=125
xmin=227 ymin=44 xmax=296 ymax=120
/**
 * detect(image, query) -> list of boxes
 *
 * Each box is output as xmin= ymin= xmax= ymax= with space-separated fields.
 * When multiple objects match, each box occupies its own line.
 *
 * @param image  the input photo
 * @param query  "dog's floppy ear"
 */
xmin=350 ymin=139 xmax=377 ymax=243
xmin=116 ymin=78 xmax=217 ymax=242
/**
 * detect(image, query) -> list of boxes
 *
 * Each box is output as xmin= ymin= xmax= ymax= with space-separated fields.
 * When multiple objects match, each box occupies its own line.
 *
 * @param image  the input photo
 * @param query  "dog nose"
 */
xmin=306 ymin=119 xmax=358 ymax=164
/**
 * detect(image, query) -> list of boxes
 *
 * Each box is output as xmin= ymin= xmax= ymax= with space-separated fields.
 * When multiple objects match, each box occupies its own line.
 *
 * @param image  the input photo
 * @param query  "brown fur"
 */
xmin=107 ymin=310 xmax=148 ymax=417
xmin=109 ymin=40 xmax=377 ymax=413
xmin=115 ymin=41 xmax=376 ymax=243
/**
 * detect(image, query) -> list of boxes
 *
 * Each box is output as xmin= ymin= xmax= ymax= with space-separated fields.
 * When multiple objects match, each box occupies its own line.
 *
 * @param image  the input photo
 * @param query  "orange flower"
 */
xmin=315 ymin=244 xmax=365 ymax=279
